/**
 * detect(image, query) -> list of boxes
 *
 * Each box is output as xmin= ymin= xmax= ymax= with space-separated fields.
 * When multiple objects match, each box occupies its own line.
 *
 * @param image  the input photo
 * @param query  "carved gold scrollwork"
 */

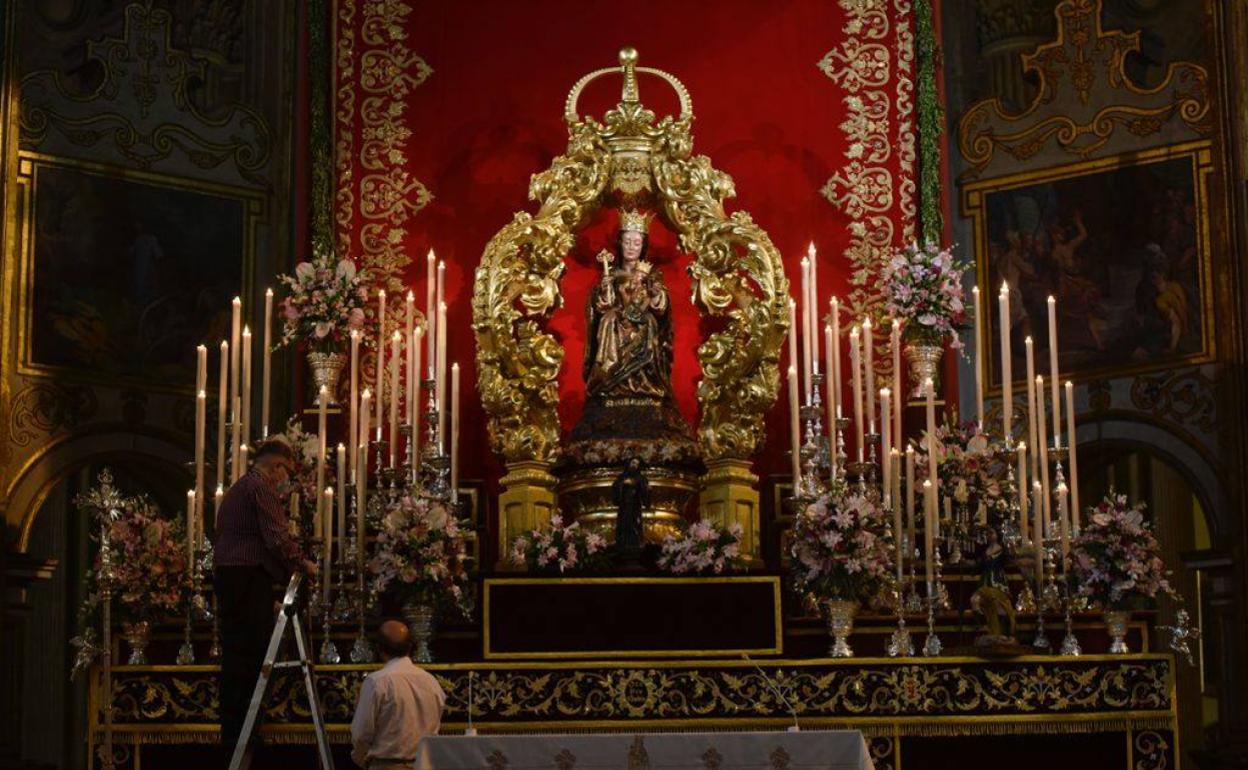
xmin=473 ymin=50 xmax=788 ymax=464
xmin=957 ymin=0 xmax=1210 ymax=178
xmin=9 ymin=382 xmax=98 ymax=446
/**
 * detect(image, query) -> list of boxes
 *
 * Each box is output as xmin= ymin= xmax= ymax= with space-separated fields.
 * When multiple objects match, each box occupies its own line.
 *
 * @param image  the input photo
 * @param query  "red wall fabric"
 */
xmin=334 ymin=0 xmax=916 ymax=491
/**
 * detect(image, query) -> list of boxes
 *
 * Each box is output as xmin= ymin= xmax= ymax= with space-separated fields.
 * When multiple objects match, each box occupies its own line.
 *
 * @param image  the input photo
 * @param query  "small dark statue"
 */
xmin=970 ymin=526 xmax=1024 ymax=654
xmin=612 ymin=457 xmax=649 ymax=569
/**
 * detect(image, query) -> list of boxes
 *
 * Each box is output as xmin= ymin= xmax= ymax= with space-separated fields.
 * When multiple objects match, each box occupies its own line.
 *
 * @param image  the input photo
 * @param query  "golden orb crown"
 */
xmin=619 ymin=209 xmax=654 ymax=234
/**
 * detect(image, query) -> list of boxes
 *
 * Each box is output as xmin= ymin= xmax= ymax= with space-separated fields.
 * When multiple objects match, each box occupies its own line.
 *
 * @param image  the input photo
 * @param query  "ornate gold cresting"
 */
xmin=473 ymin=49 xmax=788 ymax=561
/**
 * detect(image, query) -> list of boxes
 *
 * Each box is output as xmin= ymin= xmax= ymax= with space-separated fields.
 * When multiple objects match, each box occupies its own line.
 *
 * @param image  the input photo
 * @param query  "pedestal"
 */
xmin=698 ymin=459 xmax=760 ymax=563
xmin=497 ymin=461 xmax=558 ymax=570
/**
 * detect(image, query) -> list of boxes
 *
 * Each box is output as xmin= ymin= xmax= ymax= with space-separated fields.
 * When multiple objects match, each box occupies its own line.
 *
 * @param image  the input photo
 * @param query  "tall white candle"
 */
xmin=800 ymin=257 xmax=812 ymax=402
xmin=891 ymin=449 xmax=904 ymax=585
xmin=230 ymin=297 xmax=241 ymax=421
xmin=849 ymin=327 xmax=863 ymax=462
xmin=880 ymin=388 xmax=892 ymax=505
xmin=787 ymin=364 xmax=802 ymax=489
xmin=1057 ymin=482 xmax=1070 ymax=558
xmin=412 ymin=328 xmax=423 ymax=474
xmin=998 ymin=284 xmax=1012 ymax=442
xmin=1065 ymin=381 xmax=1080 ymax=531
xmin=389 ymin=331 xmax=400 ymax=468
xmin=891 ymin=319 xmax=902 ymax=445
xmin=230 ymin=395 xmax=242 ymax=483
xmin=336 ymin=443 xmax=347 ymax=562
xmin=905 ymin=445 xmax=916 ymax=546
xmin=824 ymin=323 xmax=836 ymax=481
xmin=196 ymin=345 xmax=208 ymax=397
xmin=1017 ymin=442 xmax=1029 ymax=544
xmin=262 ymin=288 xmax=273 ymax=438
xmin=359 ymin=389 xmax=371 ymax=469
xmin=1033 ymin=481 xmax=1045 ymax=586
xmin=787 ymin=299 xmax=799 ymax=389
xmin=924 ymin=378 xmax=937 ymax=494
xmin=1036 ymin=375 xmax=1052 ymax=536
xmin=194 ymin=389 xmax=206 ymax=536
xmin=426 ymin=250 xmax=437 ymax=379
xmin=863 ymin=318 xmax=875 ymax=434
xmin=357 ymin=441 xmax=367 ymax=581
xmin=186 ymin=489 xmax=196 ymax=577
xmin=241 ymin=326 xmax=252 ymax=446
xmin=217 ymin=341 xmax=228 ymax=490
xmin=1047 ymin=296 xmax=1062 ymax=450
xmin=322 ymin=487 xmax=333 ymax=605
xmin=1025 ymin=336 xmax=1039 ymax=482
xmin=808 ymin=242 xmax=820 ymax=376
xmin=972 ymin=286 xmax=984 ymax=429
xmin=349 ymin=330 xmax=360 ymax=481
xmin=376 ymin=290 xmax=387 ymax=436
xmin=437 ymin=300 xmax=448 ymax=451
xmin=923 ymin=479 xmax=935 ymax=591
xmin=451 ymin=362 xmax=460 ymax=503
xmin=316 ymin=385 xmax=328 ymax=527
xmin=405 ymin=291 xmax=415 ymax=425
xmin=830 ymin=297 xmax=842 ymax=416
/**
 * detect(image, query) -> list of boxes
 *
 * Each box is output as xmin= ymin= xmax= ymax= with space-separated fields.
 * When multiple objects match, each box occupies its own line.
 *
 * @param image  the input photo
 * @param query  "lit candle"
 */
xmin=316 ymin=385 xmax=328 ymax=527
xmin=196 ymin=344 xmax=208 ymax=396
xmin=230 ymin=296 xmax=241 ymax=422
xmin=830 ymin=297 xmax=842 ymax=416
xmin=1017 ymin=442 xmax=1029 ymax=544
xmin=389 ymin=330 xmax=400 ymax=468
xmin=787 ymin=299 xmax=799 ymax=389
xmin=892 ymin=449 xmax=904 ymax=585
xmin=357 ymin=441 xmax=367 ymax=579
xmin=891 ymin=319 xmax=902 ymax=445
xmin=405 ymin=291 xmax=415 ymax=425
xmin=322 ymin=487 xmax=333 ymax=606
xmin=336 ymin=443 xmax=346 ymax=563
xmin=880 ymin=388 xmax=892 ymax=505
xmin=923 ymin=479 xmax=935 ymax=591
xmin=426 ymin=250 xmax=437 ymax=379
xmin=787 ymin=364 xmax=801 ymax=489
xmin=863 ymin=318 xmax=875 ymax=435
xmin=1065 ymin=381 xmax=1080 ymax=531
xmin=359 ymin=389 xmax=371 ymax=462
xmin=1036 ymin=375 xmax=1052 ymax=536
xmin=905 ymin=445 xmax=916 ymax=546
xmin=1033 ymin=481 xmax=1045 ymax=587
xmin=824 ymin=323 xmax=836 ymax=481
xmin=1025 ymin=336 xmax=1039 ymax=482
xmin=1057 ymin=481 xmax=1070 ymax=558
xmin=849 ymin=327 xmax=863 ymax=461
xmin=241 ymin=326 xmax=252 ymax=446
xmin=924 ymin=378 xmax=937 ymax=492
xmin=217 ymin=341 xmax=228 ymax=490
xmin=998 ymin=283 xmax=1012 ymax=442
xmin=800 ymin=257 xmax=812 ymax=402
xmin=349 ymin=329 xmax=360 ymax=481
xmin=808 ymin=243 xmax=820 ymax=376
xmin=437 ymin=300 xmax=448 ymax=450
xmin=450 ymin=362 xmax=460 ymax=503
xmin=972 ymin=286 xmax=983 ymax=429
xmin=1047 ymin=296 xmax=1062 ymax=450
xmin=214 ymin=484 xmax=224 ymax=538
xmin=186 ymin=489 xmax=196 ymax=577
xmin=411 ymin=328 xmax=423 ymax=472
xmin=194 ymin=388 xmax=206 ymax=536
xmin=376 ymin=289 xmax=387 ymax=436
xmin=262 ymin=288 xmax=273 ymax=438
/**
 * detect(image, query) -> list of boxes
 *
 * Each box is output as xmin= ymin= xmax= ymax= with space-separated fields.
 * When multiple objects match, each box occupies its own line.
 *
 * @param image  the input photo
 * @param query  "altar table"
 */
xmin=414 ymin=730 xmax=875 ymax=770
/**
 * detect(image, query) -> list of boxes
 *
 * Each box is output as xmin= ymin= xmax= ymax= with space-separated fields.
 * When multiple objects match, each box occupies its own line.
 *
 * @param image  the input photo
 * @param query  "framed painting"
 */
xmin=963 ymin=140 xmax=1215 ymax=388
xmin=14 ymin=153 xmax=262 ymax=391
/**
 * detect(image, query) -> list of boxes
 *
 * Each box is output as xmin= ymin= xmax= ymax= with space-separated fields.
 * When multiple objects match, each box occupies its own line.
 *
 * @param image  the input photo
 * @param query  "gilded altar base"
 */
xmin=497 ymin=461 xmax=558 ymax=569
xmin=699 ymin=459 xmax=762 ymax=563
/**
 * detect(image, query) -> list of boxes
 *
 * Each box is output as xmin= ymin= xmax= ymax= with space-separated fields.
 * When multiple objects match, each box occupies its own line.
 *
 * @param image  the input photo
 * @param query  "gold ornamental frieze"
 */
xmin=472 ymin=48 xmax=789 ymax=466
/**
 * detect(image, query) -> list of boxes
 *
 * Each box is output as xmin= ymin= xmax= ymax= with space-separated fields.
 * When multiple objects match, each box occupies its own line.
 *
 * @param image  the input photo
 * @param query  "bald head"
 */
xmin=376 ymin=620 xmax=413 ymax=661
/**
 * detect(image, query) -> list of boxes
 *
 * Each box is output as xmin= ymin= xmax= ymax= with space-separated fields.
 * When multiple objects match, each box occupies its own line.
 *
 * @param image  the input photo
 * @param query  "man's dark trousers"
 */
xmin=214 ymin=565 xmax=275 ymax=757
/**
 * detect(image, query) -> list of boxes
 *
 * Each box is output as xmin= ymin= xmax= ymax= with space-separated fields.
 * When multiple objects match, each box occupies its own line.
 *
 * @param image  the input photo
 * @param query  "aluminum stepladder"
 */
xmin=227 ymin=572 xmax=335 ymax=770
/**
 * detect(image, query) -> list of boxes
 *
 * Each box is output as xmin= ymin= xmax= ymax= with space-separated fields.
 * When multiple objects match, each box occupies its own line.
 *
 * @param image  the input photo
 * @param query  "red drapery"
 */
xmin=333 ymin=0 xmax=918 ymax=491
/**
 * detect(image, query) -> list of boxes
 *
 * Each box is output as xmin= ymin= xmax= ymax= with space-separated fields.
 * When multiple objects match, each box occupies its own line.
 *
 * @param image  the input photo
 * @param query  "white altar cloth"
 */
xmin=413 ymin=730 xmax=874 ymax=769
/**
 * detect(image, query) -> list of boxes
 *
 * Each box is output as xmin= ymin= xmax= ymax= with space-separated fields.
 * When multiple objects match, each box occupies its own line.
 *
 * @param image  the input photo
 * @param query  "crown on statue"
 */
xmin=619 ymin=209 xmax=653 ymax=234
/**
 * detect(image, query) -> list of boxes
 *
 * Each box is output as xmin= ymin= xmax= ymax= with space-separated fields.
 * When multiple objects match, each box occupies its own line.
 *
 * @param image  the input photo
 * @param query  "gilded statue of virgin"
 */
xmin=584 ymin=210 xmax=672 ymax=399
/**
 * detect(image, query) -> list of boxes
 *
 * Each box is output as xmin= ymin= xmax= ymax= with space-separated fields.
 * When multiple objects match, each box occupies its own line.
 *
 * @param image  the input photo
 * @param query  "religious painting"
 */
xmin=16 ymin=154 xmax=259 ymax=389
xmin=964 ymin=140 xmax=1214 ymax=388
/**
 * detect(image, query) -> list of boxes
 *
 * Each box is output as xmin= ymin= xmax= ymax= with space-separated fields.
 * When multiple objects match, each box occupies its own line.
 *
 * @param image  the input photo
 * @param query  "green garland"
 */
xmin=915 ymin=0 xmax=944 ymax=245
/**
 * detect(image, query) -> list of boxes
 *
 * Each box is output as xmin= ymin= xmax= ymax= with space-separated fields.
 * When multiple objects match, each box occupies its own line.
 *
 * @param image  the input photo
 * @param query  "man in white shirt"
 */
xmin=351 ymin=620 xmax=447 ymax=769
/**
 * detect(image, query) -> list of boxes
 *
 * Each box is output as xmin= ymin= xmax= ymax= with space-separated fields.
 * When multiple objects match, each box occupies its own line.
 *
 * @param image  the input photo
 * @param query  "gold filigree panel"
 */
xmin=957 ymin=0 xmax=1211 ymax=179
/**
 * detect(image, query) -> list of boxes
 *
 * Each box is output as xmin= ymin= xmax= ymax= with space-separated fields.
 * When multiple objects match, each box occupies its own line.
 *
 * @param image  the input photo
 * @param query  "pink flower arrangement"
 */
xmin=1069 ymin=493 xmax=1177 ymax=610
xmin=658 ymin=521 xmax=745 ymax=575
xmin=789 ymin=489 xmax=893 ymax=602
xmin=913 ymin=419 xmax=1009 ymax=518
xmin=80 ymin=496 xmax=189 ymax=623
xmin=884 ymin=241 xmax=969 ymax=347
xmin=510 ymin=514 xmax=610 ymax=574
xmin=278 ymin=253 xmax=370 ymax=351
xmin=278 ymin=416 xmax=335 ymax=530
xmin=369 ymin=494 xmax=470 ymax=611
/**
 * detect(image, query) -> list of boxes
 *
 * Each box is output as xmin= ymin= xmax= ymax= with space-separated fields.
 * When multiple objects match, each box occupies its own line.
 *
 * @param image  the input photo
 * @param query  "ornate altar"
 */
xmin=472 ymin=48 xmax=789 ymax=560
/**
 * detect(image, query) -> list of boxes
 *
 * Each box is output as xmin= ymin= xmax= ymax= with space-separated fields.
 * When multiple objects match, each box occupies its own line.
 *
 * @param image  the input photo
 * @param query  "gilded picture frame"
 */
xmin=963 ymin=140 xmax=1215 ymax=390
xmin=11 ymin=152 xmax=263 ymax=393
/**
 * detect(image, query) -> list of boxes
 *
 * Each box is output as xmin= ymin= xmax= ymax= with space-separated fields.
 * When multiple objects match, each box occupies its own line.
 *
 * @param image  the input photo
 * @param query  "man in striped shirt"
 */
xmin=213 ymin=436 xmax=317 ymax=760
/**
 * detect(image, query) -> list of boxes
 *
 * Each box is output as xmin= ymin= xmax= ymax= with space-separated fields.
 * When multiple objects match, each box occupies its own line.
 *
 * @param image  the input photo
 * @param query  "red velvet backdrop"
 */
xmin=333 ymin=0 xmax=918 ymax=499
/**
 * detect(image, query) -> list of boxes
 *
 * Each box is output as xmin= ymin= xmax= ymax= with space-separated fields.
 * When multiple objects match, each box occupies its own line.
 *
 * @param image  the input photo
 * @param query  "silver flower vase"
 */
xmin=825 ymin=599 xmax=858 ymax=658
xmin=1104 ymin=609 xmax=1130 ymax=654
xmin=904 ymin=340 xmax=945 ymax=399
xmin=402 ymin=599 xmax=436 ymax=663
xmin=306 ymin=351 xmax=346 ymax=404
xmin=122 ymin=621 xmax=152 ymax=665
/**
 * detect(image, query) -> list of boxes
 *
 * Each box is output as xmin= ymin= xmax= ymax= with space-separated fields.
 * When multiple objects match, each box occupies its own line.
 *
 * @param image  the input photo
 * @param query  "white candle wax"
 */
xmin=891 ymin=318 xmax=902 ymax=446
xmin=863 ymin=318 xmax=875 ymax=434
xmin=376 ymin=290 xmax=387 ymax=437
xmin=808 ymin=242 xmax=820 ymax=375
xmin=322 ymin=487 xmax=333 ymax=605
xmin=241 ymin=326 xmax=252 ymax=446
xmin=905 ymin=445 xmax=916 ymax=546
xmin=437 ymin=300 xmax=447 ymax=451
xmin=336 ymin=443 xmax=346 ymax=563
xmin=426 ymin=250 xmax=437 ymax=379
xmin=349 ymin=330 xmax=360 ymax=481
xmin=1047 ymin=296 xmax=1062 ymax=450
xmin=359 ymin=389 xmax=371 ymax=474
xmin=849 ymin=327 xmax=863 ymax=462
xmin=1017 ymin=442 xmax=1029 ymax=545
xmin=880 ymin=388 xmax=892 ymax=505
xmin=787 ymin=299 xmax=799 ymax=389
xmin=998 ymin=284 xmax=1012 ymax=442
xmin=787 ymin=364 xmax=801 ymax=489
xmin=262 ymin=288 xmax=272 ymax=438
xmin=230 ymin=396 xmax=242 ymax=483
xmin=405 ymin=291 xmax=415 ymax=425
xmin=1025 ymin=336 xmax=1039 ymax=482
xmin=923 ymin=479 xmax=935 ymax=591
xmin=824 ymin=324 xmax=836 ymax=482
xmin=194 ymin=389 xmax=206 ymax=535
xmin=451 ymin=362 xmax=460 ymax=503
xmin=1033 ymin=481 xmax=1045 ymax=587
xmin=316 ymin=386 xmax=328 ymax=527
xmin=972 ymin=286 xmax=984 ymax=429
xmin=186 ymin=489 xmax=196 ymax=577
xmin=800 ymin=258 xmax=812 ymax=403
xmin=217 ymin=341 xmax=228 ymax=489
xmin=389 ymin=331 xmax=401 ymax=467
xmin=230 ymin=297 xmax=241 ymax=422
xmin=1036 ymin=375 xmax=1052 ymax=535
xmin=830 ymin=297 xmax=842 ymax=416
xmin=411 ymin=328 xmax=423 ymax=474
xmin=1065 ymin=381 xmax=1080 ymax=531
